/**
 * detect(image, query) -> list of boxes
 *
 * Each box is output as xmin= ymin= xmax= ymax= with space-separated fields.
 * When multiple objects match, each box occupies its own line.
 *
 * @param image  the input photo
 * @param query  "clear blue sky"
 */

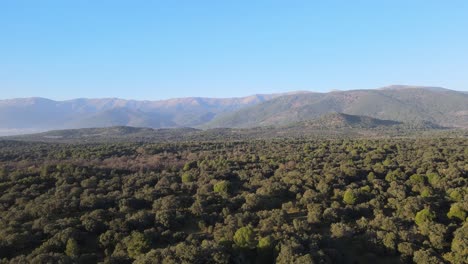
xmin=1 ymin=0 xmax=467 ymax=100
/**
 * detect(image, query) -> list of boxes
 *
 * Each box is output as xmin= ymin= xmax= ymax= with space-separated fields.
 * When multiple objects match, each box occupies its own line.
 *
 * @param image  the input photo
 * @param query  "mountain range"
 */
xmin=0 ymin=85 xmax=467 ymax=136
xmin=205 ymin=85 xmax=468 ymax=128
xmin=0 ymin=92 xmax=293 ymax=135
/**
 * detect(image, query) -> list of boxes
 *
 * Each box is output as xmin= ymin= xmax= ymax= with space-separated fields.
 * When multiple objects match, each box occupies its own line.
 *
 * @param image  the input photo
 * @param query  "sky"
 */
xmin=1 ymin=0 xmax=467 ymax=100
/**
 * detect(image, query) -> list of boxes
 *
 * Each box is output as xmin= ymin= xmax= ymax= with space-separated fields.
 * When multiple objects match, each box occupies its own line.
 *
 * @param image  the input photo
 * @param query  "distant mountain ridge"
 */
xmin=0 ymin=92 xmax=303 ymax=135
xmin=205 ymin=86 xmax=468 ymax=128
xmin=0 ymin=86 xmax=467 ymax=135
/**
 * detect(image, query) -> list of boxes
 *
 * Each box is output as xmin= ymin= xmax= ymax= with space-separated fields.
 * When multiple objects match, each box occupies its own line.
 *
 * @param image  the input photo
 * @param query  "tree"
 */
xmin=343 ymin=189 xmax=356 ymax=205
xmin=126 ymin=232 xmax=150 ymax=259
xmin=275 ymin=239 xmax=311 ymax=264
xmin=413 ymin=249 xmax=444 ymax=264
xmin=415 ymin=208 xmax=435 ymax=226
xmin=444 ymin=223 xmax=468 ymax=263
xmin=398 ymin=242 xmax=415 ymax=257
xmin=293 ymin=254 xmax=314 ymax=264
xmin=340 ymin=162 xmax=357 ymax=177
xmin=367 ymin=171 xmax=376 ymax=181
xmin=183 ymin=161 xmax=198 ymax=171
xmin=426 ymin=172 xmax=440 ymax=186
xmin=307 ymin=207 xmax=322 ymax=224
xmin=214 ymin=180 xmax=231 ymax=196
xmin=155 ymin=210 xmax=176 ymax=228
xmin=330 ymin=222 xmax=353 ymax=238
xmin=257 ymin=236 xmax=273 ymax=250
xmin=447 ymin=204 xmax=466 ymax=221
xmin=257 ymin=236 xmax=274 ymax=263
xmin=99 ymin=230 xmax=119 ymax=256
xmin=181 ymin=172 xmax=194 ymax=183
xmin=233 ymin=226 xmax=256 ymax=249
xmin=65 ymin=238 xmax=79 ymax=257
xmin=449 ymin=190 xmax=463 ymax=202
xmin=409 ymin=174 xmax=425 ymax=185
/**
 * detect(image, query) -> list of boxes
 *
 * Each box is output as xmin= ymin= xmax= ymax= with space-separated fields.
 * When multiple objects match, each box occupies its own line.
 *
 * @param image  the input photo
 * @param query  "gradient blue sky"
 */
xmin=1 ymin=0 xmax=467 ymax=100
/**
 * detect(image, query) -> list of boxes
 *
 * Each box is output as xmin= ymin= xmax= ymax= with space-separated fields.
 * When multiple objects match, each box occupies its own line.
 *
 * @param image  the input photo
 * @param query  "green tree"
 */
xmin=99 ymin=230 xmax=119 ymax=256
xmin=449 ymin=190 xmax=463 ymax=202
xmin=413 ymin=249 xmax=444 ymax=264
xmin=293 ymin=254 xmax=314 ymax=264
xmin=409 ymin=174 xmax=425 ymax=185
xmin=398 ymin=242 xmax=416 ymax=257
xmin=183 ymin=161 xmax=197 ymax=171
xmin=447 ymin=204 xmax=466 ymax=221
xmin=126 ymin=231 xmax=150 ymax=259
xmin=65 ymin=238 xmax=79 ymax=257
xmin=415 ymin=208 xmax=435 ymax=226
xmin=340 ymin=162 xmax=357 ymax=177
xmin=330 ymin=222 xmax=353 ymax=238
xmin=426 ymin=172 xmax=440 ymax=186
xmin=181 ymin=172 xmax=194 ymax=183
xmin=343 ymin=189 xmax=357 ymax=205
xmin=257 ymin=236 xmax=273 ymax=249
xmin=214 ymin=180 xmax=231 ymax=196
xmin=444 ymin=223 xmax=468 ymax=263
xmin=233 ymin=226 xmax=256 ymax=249
xmin=367 ymin=171 xmax=376 ymax=181
xmin=257 ymin=236 xmax=274 ymax=263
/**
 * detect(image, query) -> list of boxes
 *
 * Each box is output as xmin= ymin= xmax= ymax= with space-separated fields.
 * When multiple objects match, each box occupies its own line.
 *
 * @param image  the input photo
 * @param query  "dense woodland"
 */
xmin=0 ymin=138 xmax=466 ymax=263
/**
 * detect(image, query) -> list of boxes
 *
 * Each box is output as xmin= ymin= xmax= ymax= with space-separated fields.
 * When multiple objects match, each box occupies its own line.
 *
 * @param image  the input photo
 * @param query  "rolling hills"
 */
xmin=205 ymin=86 xmax=468 ymax=128
xmin=5 ymin=112 xmax=460 ymax=143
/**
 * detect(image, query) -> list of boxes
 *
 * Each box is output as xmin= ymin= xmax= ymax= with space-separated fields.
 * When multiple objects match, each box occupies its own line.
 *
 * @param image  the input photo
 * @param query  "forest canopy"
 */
xmin=0 ymin=137 xmax=466 ymax=263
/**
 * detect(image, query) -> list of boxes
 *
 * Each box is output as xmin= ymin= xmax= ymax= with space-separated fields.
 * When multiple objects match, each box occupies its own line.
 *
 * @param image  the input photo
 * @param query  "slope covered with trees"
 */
xmin=4 ymin=116 xmax=461 ymax=144
xmin=0 ymin=137 xmax=466 ymax=263
xmin=206 ymin=87 xmax=468 ymax=128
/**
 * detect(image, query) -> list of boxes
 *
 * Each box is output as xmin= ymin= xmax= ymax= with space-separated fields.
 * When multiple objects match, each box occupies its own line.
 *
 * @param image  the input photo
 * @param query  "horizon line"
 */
xmin=0 ymin=84 xmax=464 ymax=102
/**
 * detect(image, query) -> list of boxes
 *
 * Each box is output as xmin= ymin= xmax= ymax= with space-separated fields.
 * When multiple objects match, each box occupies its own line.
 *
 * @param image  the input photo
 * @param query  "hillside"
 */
xmin=205 ymin=86 xmax=468 ymax=128
xmin=296 ymin=112 xmax=402 ymax=129
xmin=6 ymin=126 xmax=203 ymax=143
xmin=5 ymin=113 xmax=460 ymax=144
xmin=68 ymin=108 xmax=176 ymax=129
